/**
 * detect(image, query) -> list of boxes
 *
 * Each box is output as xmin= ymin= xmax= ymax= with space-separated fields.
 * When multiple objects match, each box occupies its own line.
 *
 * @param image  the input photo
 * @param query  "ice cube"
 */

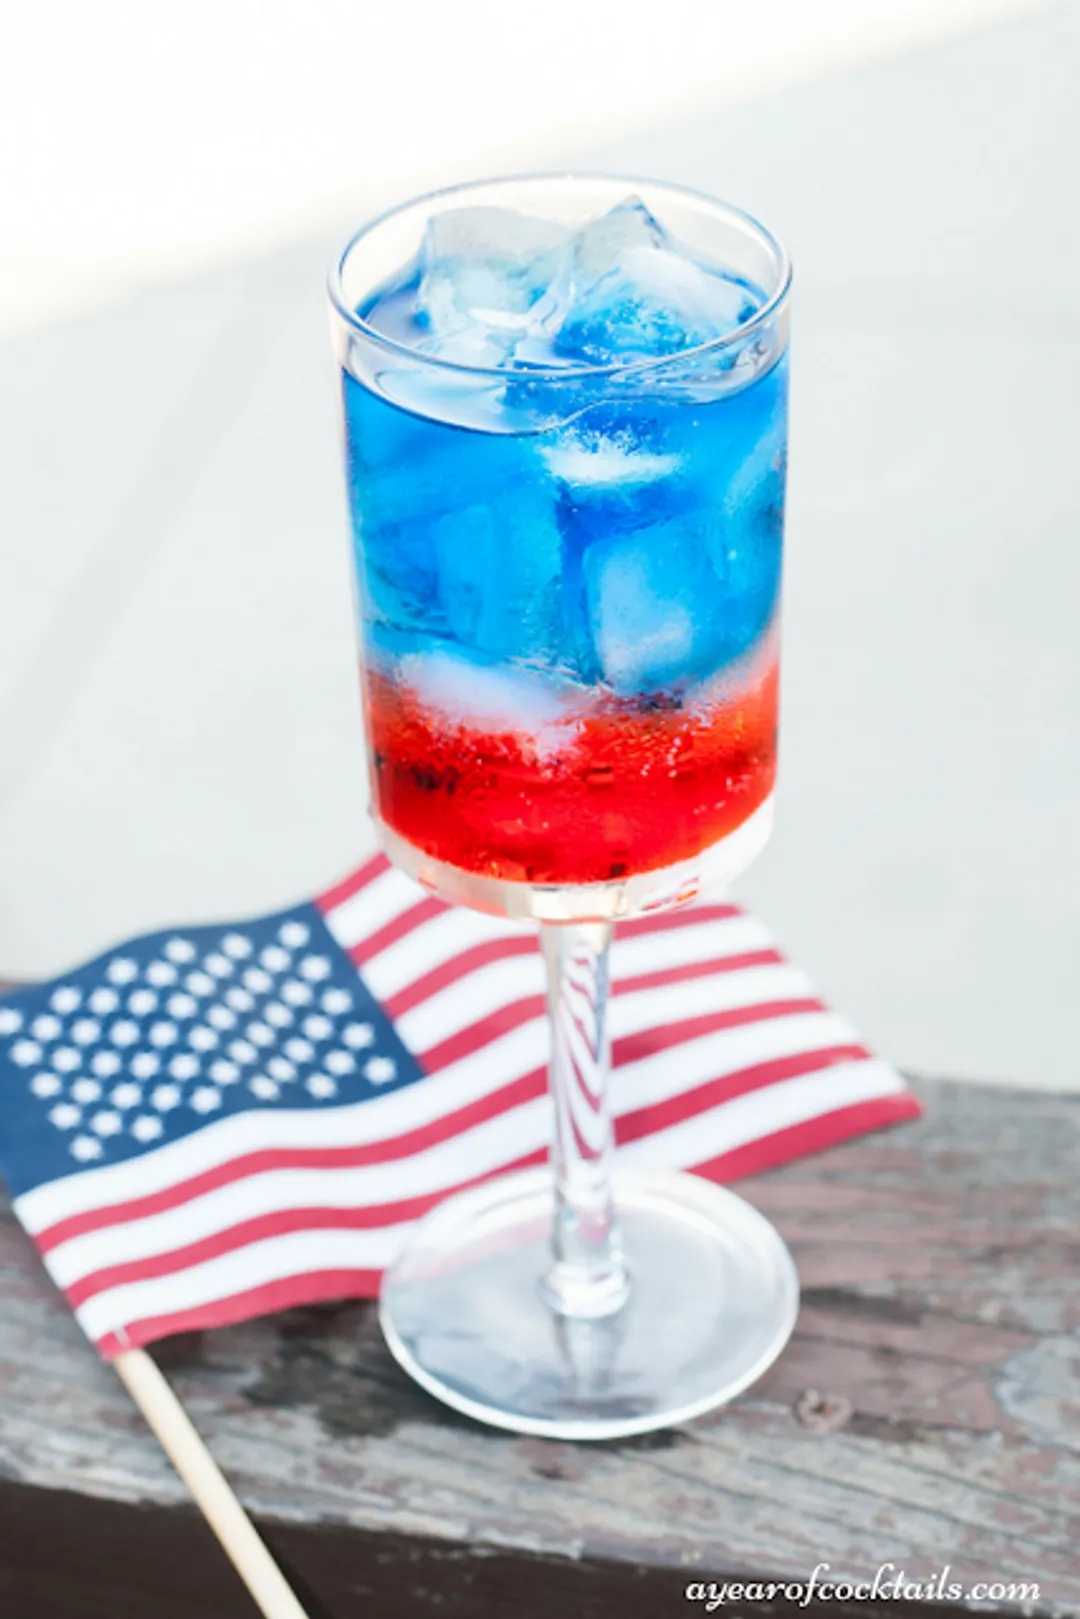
xmin=544 ymin=408 xmax=700 ymax=566
xmin=342 ymin=374 xmax=444 ymax=631
xmin=396 ymin=648 xmax=583 ymax=756
xmin=583 ymin=523 xmax=729 ymax=695
xmin=429 ymin=483 xmax=574 ymax=672
xmin=553 ymin=196 xmax=759 ymax=366
xmin=707 ymin=453 xmax=785 ymax=664
xmin=695 ymin=359 xmax=787 ymax=645
xmin=423 ymin=207 xmax=568 ymax=285
xmin=561 ymin=197 xmax=666 ymax=289
xmin=349 ymin=392 xmax=578 ymax=671
xmin=345 ymin=375 xmax=561 ymax=640
xmin=557 ymin=248 xmax=757 ymax=364
xmin=541 ymin=426 xmax=680 ymax=489
xmin=344 ymin=358 xmax=595 ymax=671
xmin=582 ymin=484 xmax=783 ymax=696
xmin=415 ymin=206 xmax=568 ymax=365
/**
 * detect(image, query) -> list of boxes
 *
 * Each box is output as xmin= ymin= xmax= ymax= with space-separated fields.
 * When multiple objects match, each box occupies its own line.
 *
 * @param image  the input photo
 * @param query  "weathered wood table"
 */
xmin=0 ymin=1076 xmax=1076 ymax=1618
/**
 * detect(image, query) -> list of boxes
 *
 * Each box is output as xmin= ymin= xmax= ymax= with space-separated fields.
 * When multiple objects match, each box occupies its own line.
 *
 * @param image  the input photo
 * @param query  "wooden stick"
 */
xmin=114 ymin=1348 xmax=310 ymax=1619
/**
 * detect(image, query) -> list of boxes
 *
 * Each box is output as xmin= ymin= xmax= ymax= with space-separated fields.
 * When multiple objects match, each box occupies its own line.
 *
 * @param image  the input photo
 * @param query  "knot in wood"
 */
xmin=794 ymin=1388 xmax=854 ymax=1431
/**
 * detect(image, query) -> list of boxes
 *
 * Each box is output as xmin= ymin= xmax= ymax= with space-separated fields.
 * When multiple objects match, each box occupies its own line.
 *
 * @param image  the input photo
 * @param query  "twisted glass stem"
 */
xmin=540 ymin=921 xmax=630 ymax=1319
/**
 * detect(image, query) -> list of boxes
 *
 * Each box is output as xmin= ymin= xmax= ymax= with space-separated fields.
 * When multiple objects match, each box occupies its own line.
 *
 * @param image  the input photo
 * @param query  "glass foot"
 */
xmin=379 ymin=1168 xmax=799 ymax=1441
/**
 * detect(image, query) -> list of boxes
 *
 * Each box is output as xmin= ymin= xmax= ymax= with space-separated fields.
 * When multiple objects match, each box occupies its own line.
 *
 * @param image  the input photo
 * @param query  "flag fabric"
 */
xmin=0 ymin=853 xmax=918 ymax=1358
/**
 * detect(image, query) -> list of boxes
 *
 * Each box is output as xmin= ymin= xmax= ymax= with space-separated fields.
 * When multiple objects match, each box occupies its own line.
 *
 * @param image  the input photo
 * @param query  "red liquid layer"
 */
xmin=364 ymin=662 xmax=779 ymax=888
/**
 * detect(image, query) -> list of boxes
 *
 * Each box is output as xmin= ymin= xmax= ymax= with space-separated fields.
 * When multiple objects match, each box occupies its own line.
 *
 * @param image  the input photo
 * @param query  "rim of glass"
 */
xmin=328 ymin=172 xmax=792 ymax=383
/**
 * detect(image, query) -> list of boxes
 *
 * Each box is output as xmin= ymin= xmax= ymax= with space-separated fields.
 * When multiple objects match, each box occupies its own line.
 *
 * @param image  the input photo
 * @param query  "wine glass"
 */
xmin=328 ymin=175 xmax=796 ymax=1439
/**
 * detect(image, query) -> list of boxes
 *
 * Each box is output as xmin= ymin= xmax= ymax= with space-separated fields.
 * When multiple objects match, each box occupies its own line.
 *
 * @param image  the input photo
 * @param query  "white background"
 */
xmin=2 ymin=0 xmax=1044 ymax=334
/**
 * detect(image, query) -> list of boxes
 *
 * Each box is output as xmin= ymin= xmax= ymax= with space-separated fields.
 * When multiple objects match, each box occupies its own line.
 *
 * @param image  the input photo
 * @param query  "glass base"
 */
xmin=376 ymin=791 xmax=775 ymax=923
xmin=379 ymin=1167 xmax=799 ymax=1441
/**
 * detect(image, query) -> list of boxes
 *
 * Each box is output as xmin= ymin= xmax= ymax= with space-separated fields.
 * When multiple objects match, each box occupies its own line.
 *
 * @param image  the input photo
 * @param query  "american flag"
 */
xmin=0 ymin=853 xmax=918 ymax=1358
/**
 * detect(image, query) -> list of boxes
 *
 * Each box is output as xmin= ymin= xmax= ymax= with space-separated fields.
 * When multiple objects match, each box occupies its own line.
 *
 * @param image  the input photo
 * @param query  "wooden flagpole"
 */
xmin=114 ymin=1349 xmax=311 ymax=1619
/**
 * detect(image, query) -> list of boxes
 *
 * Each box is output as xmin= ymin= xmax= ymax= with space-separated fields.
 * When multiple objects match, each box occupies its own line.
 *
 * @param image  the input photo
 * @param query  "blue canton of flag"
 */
xmin=0 ymin=854 xmax=918 ymax=1359
xmin=0 ymin=908 xmax=411 ymax=1190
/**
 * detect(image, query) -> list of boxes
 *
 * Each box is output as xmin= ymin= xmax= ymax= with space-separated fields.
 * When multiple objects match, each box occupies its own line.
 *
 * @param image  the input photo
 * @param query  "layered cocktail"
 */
xmin=330 ymin=177 xmax=796 ymax=1438
xmin=337 ymin=182 xmax=786 ymax=913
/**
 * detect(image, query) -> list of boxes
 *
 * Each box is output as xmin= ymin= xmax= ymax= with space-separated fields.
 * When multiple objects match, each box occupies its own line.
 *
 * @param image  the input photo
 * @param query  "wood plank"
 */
xmin=0 ymin=1077 xmax=1076 ymax=1615
xmin=0 ymin=1478 xmax=1046 ymax=1619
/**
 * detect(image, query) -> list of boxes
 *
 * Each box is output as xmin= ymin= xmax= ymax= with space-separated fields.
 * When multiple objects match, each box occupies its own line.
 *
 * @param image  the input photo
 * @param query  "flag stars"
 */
xmin=324 ymin=1050 xmax=356 ymax=1076
xmin=364 ymin=1056 xmax=397 ymax=1085
xmin=7 ymin=912 xmax=412 ymax=1169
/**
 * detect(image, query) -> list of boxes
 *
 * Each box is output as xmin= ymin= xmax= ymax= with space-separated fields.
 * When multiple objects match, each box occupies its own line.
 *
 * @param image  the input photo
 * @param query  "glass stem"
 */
xmin=540 ymin=921 xmax=630 ymax=1319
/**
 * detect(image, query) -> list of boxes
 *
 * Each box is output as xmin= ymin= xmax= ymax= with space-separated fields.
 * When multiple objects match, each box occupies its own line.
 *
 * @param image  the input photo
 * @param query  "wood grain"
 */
xmin=0 ymin=1077 xmax=1077 ymax=1616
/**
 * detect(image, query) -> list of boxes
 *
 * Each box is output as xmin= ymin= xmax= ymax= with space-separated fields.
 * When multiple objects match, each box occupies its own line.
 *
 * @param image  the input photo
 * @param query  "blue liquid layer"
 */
xmin=341 ymin=356 xmax=787 ymax=700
